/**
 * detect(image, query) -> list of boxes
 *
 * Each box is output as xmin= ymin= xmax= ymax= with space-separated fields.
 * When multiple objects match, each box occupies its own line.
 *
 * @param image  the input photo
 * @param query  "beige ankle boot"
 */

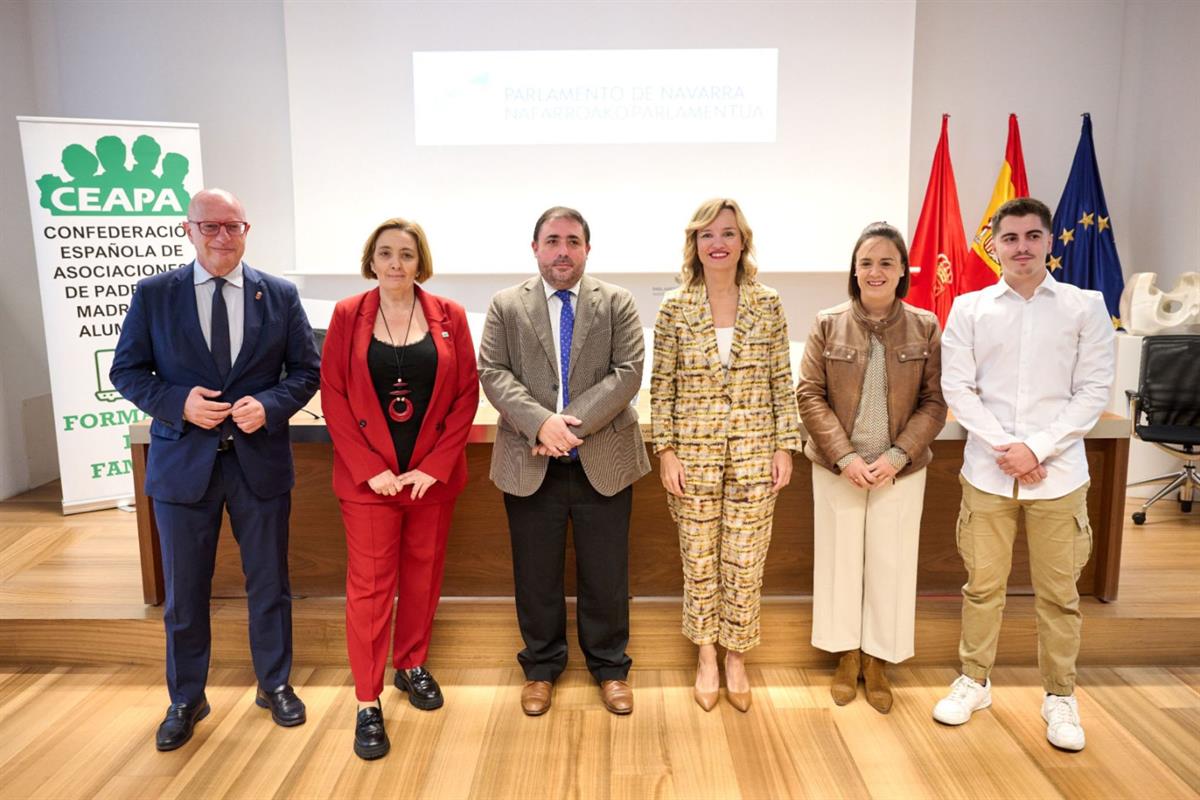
xmin=830 ymin=650 xmax=860 ymax=706
xmin=861 ymin=653 xmax=893 ymax=714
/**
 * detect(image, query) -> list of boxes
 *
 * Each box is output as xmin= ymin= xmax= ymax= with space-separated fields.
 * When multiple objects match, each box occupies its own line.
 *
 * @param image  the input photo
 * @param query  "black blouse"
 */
xmin=367 ymin=331 xmax=438 ymax=471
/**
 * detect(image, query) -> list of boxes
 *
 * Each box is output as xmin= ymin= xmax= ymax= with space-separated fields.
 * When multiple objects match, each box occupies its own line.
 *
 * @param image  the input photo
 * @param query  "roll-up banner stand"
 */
xmin=16 ymin=117 xmax=203 ymax=514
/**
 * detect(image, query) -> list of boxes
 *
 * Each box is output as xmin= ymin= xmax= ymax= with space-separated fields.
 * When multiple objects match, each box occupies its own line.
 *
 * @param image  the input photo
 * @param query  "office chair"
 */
xmin=1126 ymin=335 xmax=1200 ymax=524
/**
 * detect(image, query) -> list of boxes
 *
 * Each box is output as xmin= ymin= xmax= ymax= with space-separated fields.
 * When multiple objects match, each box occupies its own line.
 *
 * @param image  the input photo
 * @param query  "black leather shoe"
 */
xmin=354 ymin=704 xmax=390 ymax=760
xmin=255 ymin=684 xmax=307 ymax=727
xmin=394 ymin=666 xmax=444 ymax=710
xmin=155 ymin=698 xmax=210 ymax=751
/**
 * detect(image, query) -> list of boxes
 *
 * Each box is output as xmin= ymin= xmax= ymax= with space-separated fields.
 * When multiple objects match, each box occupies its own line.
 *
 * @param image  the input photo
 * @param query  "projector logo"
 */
xmin=34 ymin=133 xmax=192 ymax=216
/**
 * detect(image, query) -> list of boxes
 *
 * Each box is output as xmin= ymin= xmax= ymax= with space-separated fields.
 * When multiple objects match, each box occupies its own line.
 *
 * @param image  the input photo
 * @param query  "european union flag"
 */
xmin=1049 ymin=113 xmax=1124 ymax=326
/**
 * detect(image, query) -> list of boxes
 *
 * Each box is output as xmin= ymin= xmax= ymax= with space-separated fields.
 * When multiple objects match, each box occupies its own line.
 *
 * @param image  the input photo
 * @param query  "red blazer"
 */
xmin=320 ymin=286 xmax=480 ymax=504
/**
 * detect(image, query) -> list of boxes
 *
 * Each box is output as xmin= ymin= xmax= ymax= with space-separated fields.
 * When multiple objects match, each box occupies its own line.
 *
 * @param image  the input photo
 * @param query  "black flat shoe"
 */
xmin=155 ymin=698 xmax=210 ymax=751
xmin=394 ymin=665 xmax=444 ymax=710
xmin=354 ymin=704 xmax=390 ymax=760
xmin=255 ymin=684 xmax=307 ymax=727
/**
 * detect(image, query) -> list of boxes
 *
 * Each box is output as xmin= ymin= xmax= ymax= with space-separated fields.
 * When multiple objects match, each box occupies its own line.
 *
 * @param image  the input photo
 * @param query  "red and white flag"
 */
xmin=908 ymin=114 xmax=969 ymax=326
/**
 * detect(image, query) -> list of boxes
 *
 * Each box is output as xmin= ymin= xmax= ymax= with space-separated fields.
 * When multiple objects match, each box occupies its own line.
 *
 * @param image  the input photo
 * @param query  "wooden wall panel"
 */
xmin=207 ymin=440 xmax=1109 ymax=599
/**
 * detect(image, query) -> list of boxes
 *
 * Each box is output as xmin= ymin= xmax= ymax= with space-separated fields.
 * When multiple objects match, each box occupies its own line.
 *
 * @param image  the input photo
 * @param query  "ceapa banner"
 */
xmin=16 ymin=117 xmax=203 ymax=514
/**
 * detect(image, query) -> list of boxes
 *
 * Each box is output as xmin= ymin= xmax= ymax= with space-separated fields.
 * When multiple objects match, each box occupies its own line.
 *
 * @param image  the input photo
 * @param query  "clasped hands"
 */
xmin=994 ymin=442 xmax=1047 ymax=486
xmin=183 ymin=385 xmax=265 ymax=433
xmin=367 ymin=469 xmax=438 ymax=499
xmin=840 ymin=455 xmax=899 ymax=489
xmin=841 ymin=442 xmax=1045 ymax=489
xmin=532 ymin=413 xmax=583 ymax=458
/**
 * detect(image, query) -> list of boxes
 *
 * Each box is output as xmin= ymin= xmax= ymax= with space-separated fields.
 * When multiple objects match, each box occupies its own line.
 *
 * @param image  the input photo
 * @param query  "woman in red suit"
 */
xmin=320 ymin=218 xmax=479 ymax=760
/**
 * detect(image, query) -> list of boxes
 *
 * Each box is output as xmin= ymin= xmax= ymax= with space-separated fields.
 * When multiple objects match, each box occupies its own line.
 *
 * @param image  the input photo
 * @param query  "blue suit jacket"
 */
xmin=110 ymin=261 xmax=321 ymax=503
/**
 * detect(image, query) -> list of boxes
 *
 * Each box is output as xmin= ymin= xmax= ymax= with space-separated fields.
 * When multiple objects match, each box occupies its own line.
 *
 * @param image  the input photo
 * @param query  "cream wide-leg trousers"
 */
xmin=811 ymin=464 xmax=927 ymax=664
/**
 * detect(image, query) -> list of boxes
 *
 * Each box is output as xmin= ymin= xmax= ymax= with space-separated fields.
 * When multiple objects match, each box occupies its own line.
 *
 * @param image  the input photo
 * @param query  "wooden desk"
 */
xmin=129 ymin=405 xmax=1130 ymax=605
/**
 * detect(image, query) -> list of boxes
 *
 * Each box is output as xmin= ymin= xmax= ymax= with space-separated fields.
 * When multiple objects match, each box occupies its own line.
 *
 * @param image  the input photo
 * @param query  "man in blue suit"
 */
xmin=111 ymin=188 xmax=320 ymax=751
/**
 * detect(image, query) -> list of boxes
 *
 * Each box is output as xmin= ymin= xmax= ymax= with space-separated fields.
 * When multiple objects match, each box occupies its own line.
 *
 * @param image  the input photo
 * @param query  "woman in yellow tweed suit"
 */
xmin=651 ymin=198 xmax=803 ymax=712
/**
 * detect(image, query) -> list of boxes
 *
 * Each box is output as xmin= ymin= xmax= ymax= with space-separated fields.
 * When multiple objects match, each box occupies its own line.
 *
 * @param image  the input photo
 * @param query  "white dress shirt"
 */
xmin=194 ymin=260 xmax=245 ymax=369
xmin=941 ymin=271 xmax=1115 ymax=499
xmin=543 ymin=277 xmax=579 ymax=413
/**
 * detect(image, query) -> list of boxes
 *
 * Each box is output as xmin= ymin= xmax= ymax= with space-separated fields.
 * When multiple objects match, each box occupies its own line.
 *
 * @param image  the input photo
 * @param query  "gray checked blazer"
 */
xmin=478 ymin=274 xmax=651 ymax=497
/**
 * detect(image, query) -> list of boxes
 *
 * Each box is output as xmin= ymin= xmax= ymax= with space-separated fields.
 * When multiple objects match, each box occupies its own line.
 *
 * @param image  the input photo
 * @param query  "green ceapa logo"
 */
xmin=35 ymin=134 xmax=191 ymax=216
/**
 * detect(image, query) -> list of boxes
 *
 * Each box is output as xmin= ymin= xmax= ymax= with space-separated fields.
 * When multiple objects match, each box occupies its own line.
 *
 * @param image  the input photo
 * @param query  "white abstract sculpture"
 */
xmin=1119 ymin=272 xmax=1200 ymax=334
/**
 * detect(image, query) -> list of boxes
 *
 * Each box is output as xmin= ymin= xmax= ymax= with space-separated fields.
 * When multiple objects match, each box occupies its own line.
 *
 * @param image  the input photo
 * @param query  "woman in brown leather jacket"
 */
xmin=796 ymin=222 xmax=946 ymax=713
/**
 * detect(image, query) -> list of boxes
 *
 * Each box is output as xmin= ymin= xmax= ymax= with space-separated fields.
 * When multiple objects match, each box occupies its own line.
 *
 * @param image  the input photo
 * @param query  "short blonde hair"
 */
xmin=681 ymin=198 xmax=757 ymax=288
xmin=360 ymin=218 xmax=433 ymax=283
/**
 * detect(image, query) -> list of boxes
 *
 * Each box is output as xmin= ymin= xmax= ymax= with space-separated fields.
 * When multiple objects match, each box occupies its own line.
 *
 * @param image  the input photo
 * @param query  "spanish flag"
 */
xmin=908 ymin=114 xmax=968 ymax=326
xmin=959 ymin=113 xmax=1029 ymax=293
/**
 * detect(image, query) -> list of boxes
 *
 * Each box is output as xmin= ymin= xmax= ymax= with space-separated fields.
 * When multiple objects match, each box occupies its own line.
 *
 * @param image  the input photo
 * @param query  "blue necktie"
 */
xmin=555 ymin=289 xmax=578 ymax=460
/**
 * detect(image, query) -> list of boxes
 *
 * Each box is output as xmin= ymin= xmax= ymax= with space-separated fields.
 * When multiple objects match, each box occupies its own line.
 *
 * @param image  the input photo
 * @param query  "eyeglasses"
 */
xmin=188 ymin=220 xmax=250 ymax=237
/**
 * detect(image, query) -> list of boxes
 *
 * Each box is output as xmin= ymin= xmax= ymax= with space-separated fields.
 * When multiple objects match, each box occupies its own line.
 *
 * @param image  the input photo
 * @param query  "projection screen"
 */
xmin=284 ymin=1 xmax=916 ymax=274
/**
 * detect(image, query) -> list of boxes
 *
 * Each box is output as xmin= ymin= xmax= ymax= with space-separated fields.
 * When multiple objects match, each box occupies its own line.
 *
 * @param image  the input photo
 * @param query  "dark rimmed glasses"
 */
xmin=188 ymin=220 xmax=250 ymax=237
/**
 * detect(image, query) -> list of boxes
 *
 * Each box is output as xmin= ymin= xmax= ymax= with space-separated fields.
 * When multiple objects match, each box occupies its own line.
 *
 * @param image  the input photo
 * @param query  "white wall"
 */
xmin=3 ymin=0 xmax=1199 ymax=498
xmin=1119 ymin=0 xmax=1200 ymax=286
xmin=908 ymin=0 xmax=1132 ymax=266
xmin=25 ymin=0 xmax=296 ymax=270
xmin=1115 ymin=0 xmax=1200 ymax=493
xmin=0 ymin=0 xmax=54 ymax=497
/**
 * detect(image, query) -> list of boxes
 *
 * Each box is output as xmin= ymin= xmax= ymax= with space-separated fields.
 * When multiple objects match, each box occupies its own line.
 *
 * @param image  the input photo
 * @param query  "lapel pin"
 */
xmin=441 ymin=331 xmax=450 ymax=338
xmin=255 ymin=291 xmax=262 ymax=300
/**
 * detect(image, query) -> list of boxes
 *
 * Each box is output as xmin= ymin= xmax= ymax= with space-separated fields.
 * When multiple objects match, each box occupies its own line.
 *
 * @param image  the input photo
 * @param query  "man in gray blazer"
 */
xmin=479 ymin=206 xmax=650 ymax=716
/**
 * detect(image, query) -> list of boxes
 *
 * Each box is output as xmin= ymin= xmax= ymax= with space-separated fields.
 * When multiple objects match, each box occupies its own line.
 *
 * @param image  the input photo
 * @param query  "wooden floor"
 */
xmin=1 ymin=664 xmax=1198 ymax=799
xmin=0 ymin=483 xmax=146 ymax=619
xmin=0 ymin=483 xmax=1198 ymax=799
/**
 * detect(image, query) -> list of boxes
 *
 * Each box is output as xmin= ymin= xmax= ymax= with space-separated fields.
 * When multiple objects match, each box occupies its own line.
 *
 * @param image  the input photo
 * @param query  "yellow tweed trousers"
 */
xmin=668 ymin=468 xmax=778 ymax=653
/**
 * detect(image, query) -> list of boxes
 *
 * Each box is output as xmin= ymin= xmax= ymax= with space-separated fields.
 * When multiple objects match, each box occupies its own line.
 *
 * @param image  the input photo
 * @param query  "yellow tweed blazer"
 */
xmin=651 ymin=280 xmax=802 ymax=490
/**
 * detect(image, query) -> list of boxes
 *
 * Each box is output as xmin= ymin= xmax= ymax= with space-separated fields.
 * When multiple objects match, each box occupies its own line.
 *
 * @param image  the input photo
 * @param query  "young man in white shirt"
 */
xmin=933 ymin=197 xmax=1115 ymax=751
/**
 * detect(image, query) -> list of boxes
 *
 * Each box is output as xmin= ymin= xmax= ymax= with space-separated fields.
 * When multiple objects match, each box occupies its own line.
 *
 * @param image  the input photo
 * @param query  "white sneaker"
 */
xmin=932 ymin=674 xmax=992 ymax=725
xmin=1042 ymin=694 xmax=1086 ymax=751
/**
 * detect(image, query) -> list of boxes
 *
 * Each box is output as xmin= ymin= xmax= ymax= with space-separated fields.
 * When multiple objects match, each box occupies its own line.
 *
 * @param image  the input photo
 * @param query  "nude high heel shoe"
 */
xmin=726 ymin=687 xmax=752 ymax=712
xmin=725 ymin=653 xmax=752 ymax=713
xmin=694 ymin=661 xmax=719 ymax=712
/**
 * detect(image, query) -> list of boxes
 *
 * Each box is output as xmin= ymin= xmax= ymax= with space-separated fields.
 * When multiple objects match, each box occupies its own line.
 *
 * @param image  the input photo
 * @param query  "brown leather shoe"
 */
xmin=831 ymin=650 xmax=860 ymax=706
xmin=599 ymin=680 xmax=633 ymax=715
xmin=861 ymin=654 xmax=893 ymax=714
xmin=521 ymin=680 xmax=553 ymax=716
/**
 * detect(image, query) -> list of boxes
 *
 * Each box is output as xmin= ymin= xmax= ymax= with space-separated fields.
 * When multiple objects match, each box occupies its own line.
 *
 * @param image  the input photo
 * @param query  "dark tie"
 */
xmin=210 ymin=277 xmax=231 ymax=382
xmin=210 ymin=277 xmax=236 ymax=442
xmin=555 ymin=289 xmax=578 ymax=460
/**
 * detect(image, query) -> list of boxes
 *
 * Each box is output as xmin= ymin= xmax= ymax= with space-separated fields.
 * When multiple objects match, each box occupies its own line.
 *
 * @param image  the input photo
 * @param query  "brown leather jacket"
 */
xmin=796 ymin=299 xmax=947 ymax=476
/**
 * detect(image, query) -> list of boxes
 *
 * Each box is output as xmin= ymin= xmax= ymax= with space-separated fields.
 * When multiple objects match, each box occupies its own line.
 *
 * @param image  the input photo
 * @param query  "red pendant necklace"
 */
xmin=379 ymin=292 xmax=418 ymax=423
